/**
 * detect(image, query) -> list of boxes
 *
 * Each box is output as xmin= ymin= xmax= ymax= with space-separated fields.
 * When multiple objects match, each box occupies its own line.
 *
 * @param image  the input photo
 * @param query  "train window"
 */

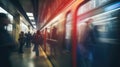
xmin=92 ymin=0 xmax=111 ymax=7
xmin=77 ymin=0 xmax=112 ymax=15
xmin=77 ymin=0 xmax=95 ymax=15
xmin=65 ymin=12 xmax=72 ymax=52
xmin=97 ymin=0 xmax=111 ymax=6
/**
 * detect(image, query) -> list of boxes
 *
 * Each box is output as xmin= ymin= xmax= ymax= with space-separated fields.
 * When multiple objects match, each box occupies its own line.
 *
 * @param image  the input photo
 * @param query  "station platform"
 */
xmin=10 ymin=46 xmax=53 ymax=67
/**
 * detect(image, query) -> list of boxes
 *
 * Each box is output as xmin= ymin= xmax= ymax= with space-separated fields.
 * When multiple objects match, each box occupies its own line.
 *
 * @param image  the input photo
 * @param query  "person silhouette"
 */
xmin=18 ymin=31 xmax=25 ymax=53
xmin=32 ymin=30 xmax=43 ymax=56
xmin=25 ymin=31 xmax=32 ymax=48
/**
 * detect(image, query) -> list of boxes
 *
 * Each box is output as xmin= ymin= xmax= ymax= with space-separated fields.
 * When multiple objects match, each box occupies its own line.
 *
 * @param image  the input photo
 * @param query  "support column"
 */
xmin=12 ymin=14 xmax=20 ymax=43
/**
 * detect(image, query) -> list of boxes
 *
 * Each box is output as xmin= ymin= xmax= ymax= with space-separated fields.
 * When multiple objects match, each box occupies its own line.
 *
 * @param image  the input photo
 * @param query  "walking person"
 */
xmin=77 ymin=19 xmax=94 ymax=67
xmin=32 ymin=30 xmax=43 ymax=56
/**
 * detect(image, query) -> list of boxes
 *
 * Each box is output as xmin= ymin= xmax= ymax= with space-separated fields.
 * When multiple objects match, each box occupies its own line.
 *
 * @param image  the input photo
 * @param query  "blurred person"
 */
xmin=32 ymin=30 xmax=43 ymax=56
xmin=0 ymin=13 xmax=16 ymax=67
xmin=31 ymin=32 xmax=36 ymax=47
xmin=25 ymin=31 xmax=32 ymax=48
xmin=51 ymin=26 xmax=57 ymax=39
xmin=77 ymin=19 xmax=94 ymax=67
xmin=18 ymin=31 xmax=25 ymax=53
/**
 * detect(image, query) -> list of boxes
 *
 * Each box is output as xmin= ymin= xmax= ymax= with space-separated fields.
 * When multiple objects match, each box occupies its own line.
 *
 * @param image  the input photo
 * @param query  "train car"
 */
xmin=76 ymin=0 xmax=120 ymax=67
xmin=41 ymin=0 xmax=120 ymax=67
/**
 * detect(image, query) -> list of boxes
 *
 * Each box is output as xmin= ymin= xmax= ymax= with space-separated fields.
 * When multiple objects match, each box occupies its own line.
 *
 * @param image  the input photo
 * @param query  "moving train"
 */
xmin=40 ymin=0 xmax=120 ymax=67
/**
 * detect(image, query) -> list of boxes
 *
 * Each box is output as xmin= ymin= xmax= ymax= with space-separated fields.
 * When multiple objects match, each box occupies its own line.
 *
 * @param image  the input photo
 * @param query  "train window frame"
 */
xmin=64 ymin=10 xmax=72 ymax=52
xmin=65 ymin=11 xmax=72 ymax=39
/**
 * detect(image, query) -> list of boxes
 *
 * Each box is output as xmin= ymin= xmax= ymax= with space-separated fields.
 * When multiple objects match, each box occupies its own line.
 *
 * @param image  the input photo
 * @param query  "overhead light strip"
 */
xmin=26 ymin=12 xmax=33 ymax=17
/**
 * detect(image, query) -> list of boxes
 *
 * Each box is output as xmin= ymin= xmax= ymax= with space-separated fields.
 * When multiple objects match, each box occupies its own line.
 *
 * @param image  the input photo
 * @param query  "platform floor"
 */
xmin=10 ymin=46 xmax=53 ymax=67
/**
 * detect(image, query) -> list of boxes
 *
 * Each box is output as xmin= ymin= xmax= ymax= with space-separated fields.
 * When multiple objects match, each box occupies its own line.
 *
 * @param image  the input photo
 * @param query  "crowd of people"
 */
xmin=0 ymin=13 xmax=44 ymax=67
xmin=18 ymin=30 xmax=43 ymax=56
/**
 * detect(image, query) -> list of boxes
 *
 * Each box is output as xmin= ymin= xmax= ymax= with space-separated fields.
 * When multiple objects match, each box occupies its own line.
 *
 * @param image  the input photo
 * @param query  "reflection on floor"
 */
xmin=10 ymin=46 xmax=52 ymax=67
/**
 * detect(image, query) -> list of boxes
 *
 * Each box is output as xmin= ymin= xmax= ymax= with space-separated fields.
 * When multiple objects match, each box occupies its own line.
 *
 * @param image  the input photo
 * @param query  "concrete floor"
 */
xmin=10 ymin=46 xmax=52 ymax=67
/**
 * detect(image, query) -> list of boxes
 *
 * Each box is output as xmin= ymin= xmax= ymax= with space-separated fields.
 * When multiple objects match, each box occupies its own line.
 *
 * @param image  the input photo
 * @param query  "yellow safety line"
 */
xmin=40 ymin=47 xmax=53 ymax=67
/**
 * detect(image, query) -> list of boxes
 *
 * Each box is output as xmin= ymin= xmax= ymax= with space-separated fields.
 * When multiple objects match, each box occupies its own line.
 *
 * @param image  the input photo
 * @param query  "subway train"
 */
xmin=40 ymin=0 xmax=120 ymax=67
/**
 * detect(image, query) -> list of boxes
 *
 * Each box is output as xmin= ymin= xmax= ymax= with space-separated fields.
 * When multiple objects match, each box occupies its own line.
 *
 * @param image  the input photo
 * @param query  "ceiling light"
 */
xmin=29 ymin=16 xmax=34 ymax=20
xmin=26 ymin=12 xmax=33 ymax=16
xmin=0 ymin=7 xmax=8 ymax=13
xmin=31 ymin=21 xmax=35 ymax=24
xmin=33 ymin=25 xmax=36 ymax=28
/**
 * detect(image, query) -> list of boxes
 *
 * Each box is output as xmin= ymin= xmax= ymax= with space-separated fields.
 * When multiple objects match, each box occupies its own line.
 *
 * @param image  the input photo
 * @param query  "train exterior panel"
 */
xmin=76 ymin=0 xmax=120 ymax=67
xmin=41 ymin=0 xmax=120 ymax=67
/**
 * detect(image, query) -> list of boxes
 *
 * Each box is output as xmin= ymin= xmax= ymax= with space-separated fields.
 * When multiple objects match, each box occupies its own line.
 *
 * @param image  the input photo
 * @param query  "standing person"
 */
xmin=26 ymin=31 xmax=32 ymax=48
xmin=18 ymin=31 xmax=25 ymax=53
xmin=32 ymin=30 xmax=43 ymax=56
xmin=0 ymin=13 xmax=16 ymax=67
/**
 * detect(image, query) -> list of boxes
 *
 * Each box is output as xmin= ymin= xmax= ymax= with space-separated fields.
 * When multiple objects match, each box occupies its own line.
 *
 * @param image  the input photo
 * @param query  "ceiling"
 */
xmin=0 ymin=0 xmax=73 ymax=29
xmin=17 ymin=0 xmax=73 ymax=29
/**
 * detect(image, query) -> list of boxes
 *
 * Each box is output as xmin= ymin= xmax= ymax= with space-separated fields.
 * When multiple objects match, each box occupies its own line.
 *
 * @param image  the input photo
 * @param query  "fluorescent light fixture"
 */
xmin=31 ymin=21 xmax=36 ymax=24
xmin=29 ymin=16 xmax=34 ymax=20
xmin=26 ymin=12 xmax=33 ymax=16
xmin=0 ymin=7 xmax=7 ymax=13
xmin=33 ymin=25 xmax=36 ymax=28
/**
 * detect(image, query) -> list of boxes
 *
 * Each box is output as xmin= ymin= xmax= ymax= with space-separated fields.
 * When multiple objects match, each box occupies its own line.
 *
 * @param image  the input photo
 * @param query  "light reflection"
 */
xmin=105 ymin=2 xmax=120 ymax=11
xmin=28 ymin=61 xmax=34 ymax=67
